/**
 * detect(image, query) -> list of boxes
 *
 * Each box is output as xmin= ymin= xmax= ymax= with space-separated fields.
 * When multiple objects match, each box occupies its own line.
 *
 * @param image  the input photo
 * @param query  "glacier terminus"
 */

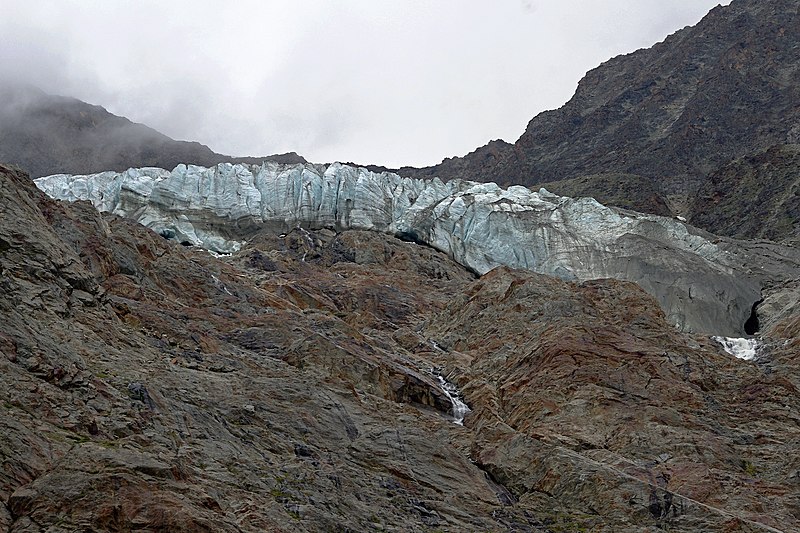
xmin=35 ymin=162 xmax=763 ymax=337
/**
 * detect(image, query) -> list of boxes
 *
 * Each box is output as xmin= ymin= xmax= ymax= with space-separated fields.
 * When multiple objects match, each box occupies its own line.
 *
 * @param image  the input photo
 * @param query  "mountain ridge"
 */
xmin=389 ymin=0 xmax=799 ymax=242
xmin=0 ymin=83 xmax=306 ymax=178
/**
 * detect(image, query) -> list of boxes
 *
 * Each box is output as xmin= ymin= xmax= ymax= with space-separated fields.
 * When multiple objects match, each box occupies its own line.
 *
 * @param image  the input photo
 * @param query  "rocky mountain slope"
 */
xmin=0 ymin=84 xmax=305 ymax=178
xmin=394 ymin=0 xmax=799 ymax=243
xmin=2 ymin=0 xmax=799 ymax=529
xmin=691 ymin=144 xmax=800 ymax=245
xmin=3 ymin=159 xmax=800 ymax=531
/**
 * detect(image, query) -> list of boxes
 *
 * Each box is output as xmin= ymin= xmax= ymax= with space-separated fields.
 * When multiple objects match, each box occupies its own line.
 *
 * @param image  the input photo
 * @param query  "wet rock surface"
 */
xmin=3 ymin=163 xmax=800 ymax=531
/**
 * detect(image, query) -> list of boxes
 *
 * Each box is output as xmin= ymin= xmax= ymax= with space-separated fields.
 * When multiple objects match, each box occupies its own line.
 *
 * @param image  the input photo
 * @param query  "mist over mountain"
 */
xmin=0 ymin=84 xmax=305 ymax=178
xmin=390 ymin=0 xmax=799 ymax=243
xmin=3 ymin=0 xmax=796 ymax=243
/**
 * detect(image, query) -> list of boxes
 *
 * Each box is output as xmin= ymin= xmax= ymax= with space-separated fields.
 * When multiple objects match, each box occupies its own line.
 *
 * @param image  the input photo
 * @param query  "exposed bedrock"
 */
xmin=36 ymin=162 xmax=764 ymax=336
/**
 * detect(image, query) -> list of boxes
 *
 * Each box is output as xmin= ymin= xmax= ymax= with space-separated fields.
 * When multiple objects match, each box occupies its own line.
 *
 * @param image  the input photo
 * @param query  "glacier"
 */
xmin=35 ymin=161 xmax=761 ymax=336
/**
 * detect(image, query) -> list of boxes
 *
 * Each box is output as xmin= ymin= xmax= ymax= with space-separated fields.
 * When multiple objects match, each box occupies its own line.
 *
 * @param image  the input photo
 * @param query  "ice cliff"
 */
xmin=35 ymin=162 xmax=761 ymax=336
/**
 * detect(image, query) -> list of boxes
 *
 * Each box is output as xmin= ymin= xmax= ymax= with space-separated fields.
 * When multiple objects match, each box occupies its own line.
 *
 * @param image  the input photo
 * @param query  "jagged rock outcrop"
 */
xmin=36 ymin=162 xmax=763 ymax=336
xmin=3 ymin=163 xmax=800 ymax=531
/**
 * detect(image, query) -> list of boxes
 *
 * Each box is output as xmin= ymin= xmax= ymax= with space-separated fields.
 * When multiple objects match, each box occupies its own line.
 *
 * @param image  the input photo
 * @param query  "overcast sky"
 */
xmin=3 ymin=1 xmax=729 ymax=167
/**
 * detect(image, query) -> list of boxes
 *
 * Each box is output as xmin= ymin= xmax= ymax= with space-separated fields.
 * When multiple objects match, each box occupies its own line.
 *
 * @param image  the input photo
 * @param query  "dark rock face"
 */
xmin=2 ymin=162 xmax=800 ymax=531
xmin=538 ymin=172 xmax=673 ymax=217
xmin=0 ymin=84 xmax=306 ymax=178
xmin=691 ymin=144 xmax=800 ymax=242
xmin=398 ymin=0 xmax=800 ymax=242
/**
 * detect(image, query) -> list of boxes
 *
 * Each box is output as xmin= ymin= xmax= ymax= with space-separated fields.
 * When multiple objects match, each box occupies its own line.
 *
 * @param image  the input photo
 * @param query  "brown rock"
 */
xmin=2 ymin=162 xmax=799 ymax=531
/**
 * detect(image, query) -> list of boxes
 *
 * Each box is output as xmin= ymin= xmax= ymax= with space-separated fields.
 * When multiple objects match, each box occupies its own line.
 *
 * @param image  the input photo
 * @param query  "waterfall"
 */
xmin=432 ymin=371 xmax=471 ymax=425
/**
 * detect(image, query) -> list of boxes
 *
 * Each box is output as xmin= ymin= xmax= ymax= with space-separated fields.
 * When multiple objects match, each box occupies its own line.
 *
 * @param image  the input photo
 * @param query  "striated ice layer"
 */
xmin=712 ymin=336 xmax=760 ymax=361
xmin=35 ymin=162 xmax=761 ymax=336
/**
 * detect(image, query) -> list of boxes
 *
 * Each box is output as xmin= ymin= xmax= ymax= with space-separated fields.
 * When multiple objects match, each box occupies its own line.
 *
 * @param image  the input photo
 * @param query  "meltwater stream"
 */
xmin=433 ymin=372 xmax=471 ymax=425
xmin=712 ymin=336 xmax=760 ymax=361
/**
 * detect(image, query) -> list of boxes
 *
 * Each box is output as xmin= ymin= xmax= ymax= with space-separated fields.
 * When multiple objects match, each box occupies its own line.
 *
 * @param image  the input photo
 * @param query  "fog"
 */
xmin=1 ymin=1 xmax=729 ymax=167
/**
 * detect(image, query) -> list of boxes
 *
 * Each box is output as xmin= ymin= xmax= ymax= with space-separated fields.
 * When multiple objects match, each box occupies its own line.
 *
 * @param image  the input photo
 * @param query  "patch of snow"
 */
xmin=206 ymin=250 xmax=231 ymax=258
xmin=712 ymin=336 xmax=760 ymax=361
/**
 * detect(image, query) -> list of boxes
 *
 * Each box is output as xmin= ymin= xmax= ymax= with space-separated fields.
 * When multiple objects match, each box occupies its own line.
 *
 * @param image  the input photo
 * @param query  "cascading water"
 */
xmin=296 ymin=227 xmax=315 ymax=262
xmin=711 ymin=336 xmax=760 ymax=361
xmin=432 ymin=371 xmax=471 ymax=425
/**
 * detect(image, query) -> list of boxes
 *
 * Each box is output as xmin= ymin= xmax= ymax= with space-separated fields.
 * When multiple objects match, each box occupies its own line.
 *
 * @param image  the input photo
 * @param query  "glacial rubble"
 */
xmin=36 ymin=162 xmax=762 ymax=336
